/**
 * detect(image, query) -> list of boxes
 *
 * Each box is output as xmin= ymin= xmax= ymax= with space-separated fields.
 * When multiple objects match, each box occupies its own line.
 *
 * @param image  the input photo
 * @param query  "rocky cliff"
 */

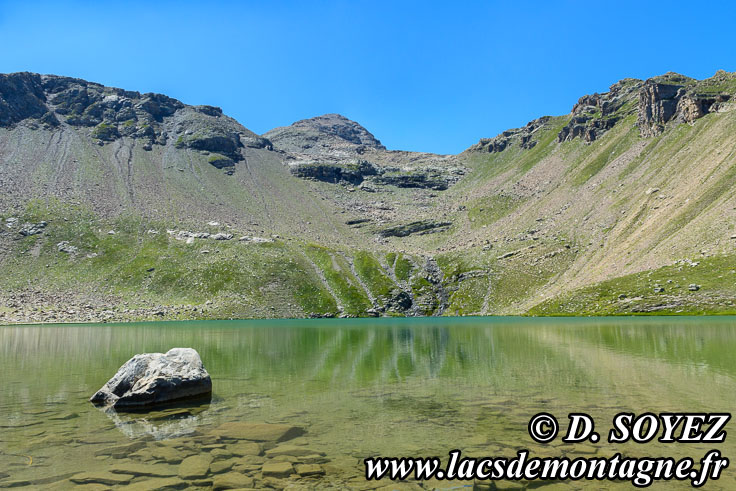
xmin=637 ymin=71 xmax=733 ymax=137
xmin=467 ymin=70 xmax=736 ymax=151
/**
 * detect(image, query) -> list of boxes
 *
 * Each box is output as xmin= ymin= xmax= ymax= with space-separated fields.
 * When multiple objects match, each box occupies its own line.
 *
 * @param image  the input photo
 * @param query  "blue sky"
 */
xmin=0 ymin=1 xmax=734 ymax=154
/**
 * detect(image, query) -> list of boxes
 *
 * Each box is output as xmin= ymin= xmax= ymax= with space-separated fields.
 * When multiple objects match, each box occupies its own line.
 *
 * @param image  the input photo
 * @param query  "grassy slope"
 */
xmin=430 ymin=103 xmax=736 ymax=315
xmin=0 ymin=200 xmax=444 ymax=319
xmin=529 ymin=254 xmax=736 ymax=315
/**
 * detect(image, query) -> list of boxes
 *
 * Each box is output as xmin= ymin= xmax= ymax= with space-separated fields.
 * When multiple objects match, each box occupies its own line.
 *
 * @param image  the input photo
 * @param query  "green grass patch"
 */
xmin=394 ymin=254 xmax=414 ymax=282
xmin=467 ymin=194 xmax=521 ymax=228
xmin=353 ymin=251 xmax=396 ymax=302
xmin=529 ymin=254 xmax=736 ymax=315
xmin=305 ymin=245 xmax=372 ymax=315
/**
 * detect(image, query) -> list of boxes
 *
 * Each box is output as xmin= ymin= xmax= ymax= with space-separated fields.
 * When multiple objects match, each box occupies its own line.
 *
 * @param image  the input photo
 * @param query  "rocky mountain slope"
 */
xmin=1 ymin=70 xmax=736 ymax=323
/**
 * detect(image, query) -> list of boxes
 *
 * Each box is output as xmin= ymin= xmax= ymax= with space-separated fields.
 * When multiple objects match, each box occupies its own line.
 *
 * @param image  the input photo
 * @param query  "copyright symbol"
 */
xmin=528 ymin=413 xmax=559 ymax=443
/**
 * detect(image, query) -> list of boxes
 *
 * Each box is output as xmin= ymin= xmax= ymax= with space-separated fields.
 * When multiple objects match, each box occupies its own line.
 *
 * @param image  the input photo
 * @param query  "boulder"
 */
xmin=212 ymin=233 xmax=234 ymax=240
xmin=19 ymin=221 xmax=47 ymax=236
xmin=90 ymin=348 xmax=212 ymax=410
xmin=57 ymin=241 xmax=78 ymax=254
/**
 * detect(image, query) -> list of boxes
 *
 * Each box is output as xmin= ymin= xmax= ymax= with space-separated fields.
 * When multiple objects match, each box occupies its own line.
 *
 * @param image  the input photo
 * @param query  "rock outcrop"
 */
xmin=637 ymin=72 xmax=732 ymax=137
xmin=289 ymin=157 xmax=463 ymax=190
xmin=290 ymin=159 xmax=380 ymax=185
xmin=379 ymin=220 xmax=452 ymax=238
xmin=371 ymin=171 xmax=452 ymax=190
xmin=0 ymin=72 xmax=258 ymax=168
xmin=557 ymin=78 xmax=642 ymax=143
xmin=468 ymin=116 xmax=551 ymax=153
xmin=90 ymin=348 xmax=212 ymax=410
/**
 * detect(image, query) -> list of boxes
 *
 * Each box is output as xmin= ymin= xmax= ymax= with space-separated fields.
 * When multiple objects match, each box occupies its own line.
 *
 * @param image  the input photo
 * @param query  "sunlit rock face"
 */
xmin=90 ymin=348 xmax=212 ymax=410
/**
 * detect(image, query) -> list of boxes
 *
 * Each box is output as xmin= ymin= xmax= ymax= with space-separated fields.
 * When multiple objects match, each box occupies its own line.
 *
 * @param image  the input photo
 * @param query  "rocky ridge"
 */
xmin=467 ymin=116 xmax=551 ymax=153
xmin=0 ymin=72 xmax=265 ymax=170
xmin=466 ymin=70 xmax=736 ymax=152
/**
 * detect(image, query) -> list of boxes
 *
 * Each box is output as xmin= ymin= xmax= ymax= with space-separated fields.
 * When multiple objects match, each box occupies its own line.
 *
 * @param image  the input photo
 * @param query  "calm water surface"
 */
xmin=1 ymin=316 xmax=736 ymax=489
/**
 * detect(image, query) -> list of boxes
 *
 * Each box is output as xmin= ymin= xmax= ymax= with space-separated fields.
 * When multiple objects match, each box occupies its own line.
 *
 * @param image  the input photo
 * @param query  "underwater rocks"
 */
xmin=210 ymin=422 xmax=305 ymax=442
xmin=90 ymin=348 xmax=212 ymax=410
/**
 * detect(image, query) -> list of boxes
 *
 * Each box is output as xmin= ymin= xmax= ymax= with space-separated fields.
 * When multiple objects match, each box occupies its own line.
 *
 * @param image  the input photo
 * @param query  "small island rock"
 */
xmin=90 ymin=348 xmax=212 ymax=410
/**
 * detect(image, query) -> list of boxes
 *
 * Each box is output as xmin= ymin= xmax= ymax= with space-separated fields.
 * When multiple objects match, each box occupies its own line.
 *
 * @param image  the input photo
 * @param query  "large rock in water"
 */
xmin=90 ymin=348 xmax=212 ymax=410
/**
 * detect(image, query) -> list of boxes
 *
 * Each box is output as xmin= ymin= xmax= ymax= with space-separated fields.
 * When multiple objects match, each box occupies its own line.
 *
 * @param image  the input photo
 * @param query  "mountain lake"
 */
xmin=1 ymin=316 xmax=735 ymax=489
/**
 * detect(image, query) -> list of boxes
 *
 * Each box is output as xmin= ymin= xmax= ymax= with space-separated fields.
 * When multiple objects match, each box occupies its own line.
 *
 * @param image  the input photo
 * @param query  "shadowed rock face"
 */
xmin=289 ymin=159 xmax=381 ymax=184
xmin=90 ymin=348 xmax=212 ymax=410
xmin=0 ymin=72 xmax=53 ymax=126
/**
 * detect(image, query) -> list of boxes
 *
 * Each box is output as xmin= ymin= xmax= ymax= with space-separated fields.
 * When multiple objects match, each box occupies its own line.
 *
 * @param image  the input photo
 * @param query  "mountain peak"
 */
xmin=264 ymin=113 xmax=386 ymax=154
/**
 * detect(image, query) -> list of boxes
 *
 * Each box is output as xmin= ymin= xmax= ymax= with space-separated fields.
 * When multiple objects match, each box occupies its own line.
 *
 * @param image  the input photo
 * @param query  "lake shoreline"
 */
xmin=3 ymin=297 xmax=736 ymax=326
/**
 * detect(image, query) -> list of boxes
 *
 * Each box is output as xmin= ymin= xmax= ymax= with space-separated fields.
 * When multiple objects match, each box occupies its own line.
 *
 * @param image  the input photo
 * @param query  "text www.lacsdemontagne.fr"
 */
xmin=364 ymin=449 xmax=728 ymax=488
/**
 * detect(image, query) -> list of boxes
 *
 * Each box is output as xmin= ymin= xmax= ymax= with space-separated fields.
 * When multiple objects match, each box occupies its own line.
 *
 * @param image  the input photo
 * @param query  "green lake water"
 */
xmin=1 ymin=316 xmax=736 ymax=489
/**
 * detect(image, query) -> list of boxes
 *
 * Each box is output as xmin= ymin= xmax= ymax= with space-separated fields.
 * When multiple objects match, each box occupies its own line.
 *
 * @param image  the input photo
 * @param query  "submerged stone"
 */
xmin=124 ymin=477 xmax=187 ymax=491
xmin=69 ymin=471 xmax=132 ymax=486
xmin=210 ymin=422 xmax=304 ymax=442
xmin=109 ymin=462 xmax=178 ymax=477
xmin=228 ymin=441 xmax=262 ymax=456
xmin=212 ymin=472 xmax=255 ymax=489
xmin=294 ymin=463 xmax=325 ymax=476
xmin=178 ymin=454 xmax=213 ymax=479
xmin=210 ymin=459 xmax=236 ymax=474
xmin=261 ymin=461 xmax=294 ymax=477
xmin=147 ymin=445 xmax=187 ymax=464
xmin=265 ymin=444 xmax=325 ymax=458
xmin=89 ymin=348 xmax=212 ymax=410
xmin=93 ymin=441 xmax=146 ymax=458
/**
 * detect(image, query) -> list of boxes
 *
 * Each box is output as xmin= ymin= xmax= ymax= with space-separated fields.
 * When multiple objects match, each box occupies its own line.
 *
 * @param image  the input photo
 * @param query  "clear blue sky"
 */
xmin=1 ymin=1 xmax=734 ymax=154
